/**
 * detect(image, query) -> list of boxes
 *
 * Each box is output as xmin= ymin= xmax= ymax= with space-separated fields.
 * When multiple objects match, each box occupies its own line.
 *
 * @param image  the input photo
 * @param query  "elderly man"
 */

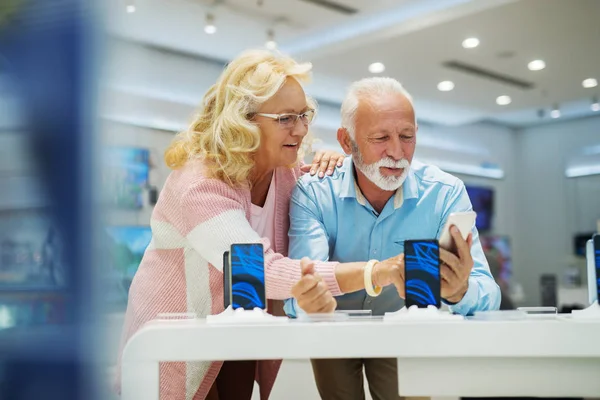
xmin=284 ymin=77 xmax=500 ymax=400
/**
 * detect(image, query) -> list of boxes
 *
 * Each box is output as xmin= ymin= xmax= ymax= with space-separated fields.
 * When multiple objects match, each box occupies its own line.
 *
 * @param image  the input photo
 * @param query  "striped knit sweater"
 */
xmin=115 ymin=160 xmax=341 ymax=400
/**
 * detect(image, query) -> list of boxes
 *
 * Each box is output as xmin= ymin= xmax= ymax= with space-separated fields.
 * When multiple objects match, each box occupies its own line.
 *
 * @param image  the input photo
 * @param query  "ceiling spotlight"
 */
xmin=204 ymin=14 xmax=217 ymax=34
xmin=437 ymin=80 xmax=455 ymax=92
xmin=496 ymin=95 xmax=511 ymax=106
xmin=592 ymin=97 xmax=600 ymax=112
xmin=368 ymin=62 xmax=385 ymax=74
xmin=528 ymin=59 xmax=546 ymax=71
xmin=265 ymin=29 xmax=277 ymax=50
xmin=462 ymin=37 xmax=479 ymax=49
xmin=582 ymin=78 xmax=598 ymax=89
xmin=126 ymin=4 xmax=135 ymax=13
xmin=550 ymin=105 xmax=560 ymax=119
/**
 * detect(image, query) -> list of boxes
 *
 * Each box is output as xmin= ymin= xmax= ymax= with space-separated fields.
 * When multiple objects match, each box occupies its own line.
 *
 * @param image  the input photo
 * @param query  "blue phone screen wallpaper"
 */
xmin=405 ymin=241 xmax=441 ymax=307
xmin=231 ymin=244 xmax=266 ymax=309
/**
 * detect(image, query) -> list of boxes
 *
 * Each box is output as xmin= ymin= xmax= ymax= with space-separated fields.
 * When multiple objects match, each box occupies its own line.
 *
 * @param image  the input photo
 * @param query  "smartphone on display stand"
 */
xmin=593 ymin=234 xmax=600 ymax=301
xmin=223 ymin=251 xmax=231 ymax=309
xmin=404 ymin=239 xmax=441 ymax=308
xmin=438 ymin=211 xmax=477 ymax=250
xmin=229 ymin=243 xmax=266 ymax=310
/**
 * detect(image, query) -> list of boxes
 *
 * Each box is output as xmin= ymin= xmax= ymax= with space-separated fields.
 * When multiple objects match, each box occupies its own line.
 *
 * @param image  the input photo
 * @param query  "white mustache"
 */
xmin=374 ymin=158 xmax=410 ymax=169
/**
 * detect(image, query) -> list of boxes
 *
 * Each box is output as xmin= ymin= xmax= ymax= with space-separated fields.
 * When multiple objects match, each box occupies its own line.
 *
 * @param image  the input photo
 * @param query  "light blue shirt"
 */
xmin=284 ymin=157 xmax=501 ymax=317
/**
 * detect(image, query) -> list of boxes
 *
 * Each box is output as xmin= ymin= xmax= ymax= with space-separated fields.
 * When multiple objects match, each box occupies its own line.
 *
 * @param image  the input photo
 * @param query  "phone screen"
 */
xmin=594 ymin=234 xmax=600 ymax=300
xmin=223 ymin=251 xmax=231 ymax=309
xmin=404 ymin=239 xmax=441 ymax=308
xmin=230 ymin=243 xmax=266 ymax=310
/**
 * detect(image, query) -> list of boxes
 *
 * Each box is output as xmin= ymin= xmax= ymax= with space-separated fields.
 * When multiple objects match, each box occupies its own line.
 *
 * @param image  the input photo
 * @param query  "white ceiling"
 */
xmin=103 ymin=0 xmax=600 ymax=127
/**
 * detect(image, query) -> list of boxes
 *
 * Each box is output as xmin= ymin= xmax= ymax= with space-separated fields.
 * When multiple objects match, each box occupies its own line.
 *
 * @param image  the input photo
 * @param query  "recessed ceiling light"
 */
xmin=205 ymin=13 xmax=216 ymax=34
xmin=368 ymin=62 xmax=385 ymax=74
xmin=204 ymin=24 xmax=217 ymax=34
xmin=462 ymin=37 xmax=479 ymax=49
xmin=265 ymin=29 xmax=277 ymax=50
xmin=582 ymin=78 xmax=598 ymax=88
xmin=592 ymin=103 xmax=600 ymax=112
xmin=437 ymin=81 xmax=455 ymax=92
xmin=496 ymin=95 xmax=511 ymax=105
xmin=528 ymin=60 xmax=546 ymax=71
xmin=550 ymin=107 xmax=560 ymax=119
xmin=126 ymin=5 xmax=136 ymax=13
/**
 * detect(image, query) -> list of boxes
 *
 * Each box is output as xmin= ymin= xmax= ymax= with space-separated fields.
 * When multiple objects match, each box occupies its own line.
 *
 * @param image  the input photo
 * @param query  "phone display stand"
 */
xmin=571 ymin=300 xmax=600 ymax=320
xmin=383 ymin=305 xmax=464 ymax=322
xmin=206 ymin=305 xmax=289 ymax=325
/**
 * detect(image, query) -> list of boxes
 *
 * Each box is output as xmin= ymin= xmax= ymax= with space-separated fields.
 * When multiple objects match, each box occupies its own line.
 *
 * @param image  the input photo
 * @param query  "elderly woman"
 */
xmin=115 ymin=49 xmax=406 ymax=400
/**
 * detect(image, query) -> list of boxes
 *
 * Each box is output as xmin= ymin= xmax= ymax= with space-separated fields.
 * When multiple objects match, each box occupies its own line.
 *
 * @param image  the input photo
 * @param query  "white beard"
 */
xmin=351 ymin=140 xmax=410 ymax=191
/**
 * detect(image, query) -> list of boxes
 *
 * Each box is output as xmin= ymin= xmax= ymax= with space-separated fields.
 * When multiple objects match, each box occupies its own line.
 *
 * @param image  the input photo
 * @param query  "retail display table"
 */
xmin=121 ymin=317 xmax=600 ymax=399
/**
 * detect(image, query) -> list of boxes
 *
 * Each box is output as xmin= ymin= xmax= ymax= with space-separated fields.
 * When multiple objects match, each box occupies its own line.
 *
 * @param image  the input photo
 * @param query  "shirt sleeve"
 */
xmin=437 ymin=179 xmax=502 ymax=315
xmin=284 ymin=179 xmax=334 ymax=317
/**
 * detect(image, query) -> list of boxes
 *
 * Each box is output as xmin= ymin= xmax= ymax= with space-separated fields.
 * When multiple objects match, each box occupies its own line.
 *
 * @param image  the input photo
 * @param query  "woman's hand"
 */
xmin=300 ymin=150 xmax=345 ymax=178
xmin=291 ymin=258 xmax=337 ymax=314
xmin=371 ymin=254 xmax=406 ymax=298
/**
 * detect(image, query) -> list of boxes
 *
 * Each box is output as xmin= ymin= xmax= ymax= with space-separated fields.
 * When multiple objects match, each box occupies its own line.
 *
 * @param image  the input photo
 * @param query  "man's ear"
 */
xmin=337 ymin=128 xmax=352 ymax=155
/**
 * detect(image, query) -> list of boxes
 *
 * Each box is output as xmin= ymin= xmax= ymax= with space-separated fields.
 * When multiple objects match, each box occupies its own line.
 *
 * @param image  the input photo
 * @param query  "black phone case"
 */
xmin=223 ymin=251 xmax=231 ymax=309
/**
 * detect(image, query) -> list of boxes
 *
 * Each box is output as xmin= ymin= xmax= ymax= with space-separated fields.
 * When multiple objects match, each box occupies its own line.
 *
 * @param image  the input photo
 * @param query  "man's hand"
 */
xmin=372 ymin=254 xmax=406 ymax=298
xmin=291 ymin=258 xmax=337 ymax=314
xmin=439 ymin=225 xmax=474 ymax=303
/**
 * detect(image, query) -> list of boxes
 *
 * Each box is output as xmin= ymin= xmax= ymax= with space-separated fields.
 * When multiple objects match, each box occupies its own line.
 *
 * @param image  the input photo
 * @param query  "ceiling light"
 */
xmin=204 ymin=14 xmax=216 ymax=34
xmin=496 ymin=95 xmax=511 ymax=106
xmin=368 ymin=62 xmax=385 ymax=74
xmin=592 ymin=97 xmax=600 ymax=112
xmin=550 ymin=104 xmax=560 ymax=119
xmin=437 ymin=81 xmax=455 ymax=92
xmin=265 ymin=29 xmax=277 ymax=50
xmin=528 ymin=60 xmax=546 ymax=71
xmin=582 ymin=78 xmax=598 ymax=89
xmin=462 ymin=37 xmax=479 ymax=49
xmin=126 ymin=4 xmax=135 ymax=13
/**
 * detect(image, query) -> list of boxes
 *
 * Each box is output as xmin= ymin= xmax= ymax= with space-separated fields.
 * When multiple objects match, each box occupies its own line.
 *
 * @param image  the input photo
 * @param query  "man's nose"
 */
xmin=386 ymin=136 xmax=404 ymax=160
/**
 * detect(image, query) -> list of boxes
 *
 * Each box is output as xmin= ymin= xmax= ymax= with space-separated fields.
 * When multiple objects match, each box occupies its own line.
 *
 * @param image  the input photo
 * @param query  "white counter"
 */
xmin=121 ymin=317 xmax=600 ymax=399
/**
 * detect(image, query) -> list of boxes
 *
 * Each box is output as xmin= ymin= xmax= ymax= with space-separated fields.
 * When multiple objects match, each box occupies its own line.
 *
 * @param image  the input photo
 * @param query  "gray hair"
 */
xmin=340 ymin=77 xmax=415 ymax=138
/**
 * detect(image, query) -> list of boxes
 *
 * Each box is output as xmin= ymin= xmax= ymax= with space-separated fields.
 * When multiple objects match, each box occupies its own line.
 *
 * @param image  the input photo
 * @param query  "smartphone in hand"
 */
xmin=404 ymin=239 xmax=441 ymax=308
xmin=438 ymin=211 xmax=477 ymax=250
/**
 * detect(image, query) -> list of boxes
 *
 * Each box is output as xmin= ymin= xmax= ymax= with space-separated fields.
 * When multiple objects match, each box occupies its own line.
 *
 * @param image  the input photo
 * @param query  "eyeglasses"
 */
xmin=254 ymin=109 xmax=316 ymax=129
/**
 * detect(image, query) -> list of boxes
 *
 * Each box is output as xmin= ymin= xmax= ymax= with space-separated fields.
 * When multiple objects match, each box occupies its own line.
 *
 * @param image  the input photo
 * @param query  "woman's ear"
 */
xmin=337 ymin=128 xmax=352 ymax=155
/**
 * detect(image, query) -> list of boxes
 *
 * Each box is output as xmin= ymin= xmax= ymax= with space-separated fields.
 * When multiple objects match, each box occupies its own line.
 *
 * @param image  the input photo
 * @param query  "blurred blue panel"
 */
xmin=0 ymin=0 xmax=102 ymax=399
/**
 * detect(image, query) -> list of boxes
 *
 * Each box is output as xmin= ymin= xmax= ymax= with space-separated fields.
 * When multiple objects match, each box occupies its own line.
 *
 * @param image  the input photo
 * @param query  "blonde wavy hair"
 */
xmin=164 ymin=49 xmax=315 ymax=186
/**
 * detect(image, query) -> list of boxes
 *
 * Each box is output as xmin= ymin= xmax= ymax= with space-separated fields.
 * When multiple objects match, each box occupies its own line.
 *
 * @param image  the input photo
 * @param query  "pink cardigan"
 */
xmin=115 ymin=161 xmax=341 ymax=399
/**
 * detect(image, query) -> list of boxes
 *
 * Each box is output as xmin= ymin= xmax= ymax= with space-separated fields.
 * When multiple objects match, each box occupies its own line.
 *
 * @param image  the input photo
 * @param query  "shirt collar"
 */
xmin=339 ymin=157 xmax=419 ymax=210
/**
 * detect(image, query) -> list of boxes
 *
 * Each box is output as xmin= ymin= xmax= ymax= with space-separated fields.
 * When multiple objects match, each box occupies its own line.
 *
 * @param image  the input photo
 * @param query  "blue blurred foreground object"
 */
xmin=0 ymin=0 xmax=102 ymax=399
